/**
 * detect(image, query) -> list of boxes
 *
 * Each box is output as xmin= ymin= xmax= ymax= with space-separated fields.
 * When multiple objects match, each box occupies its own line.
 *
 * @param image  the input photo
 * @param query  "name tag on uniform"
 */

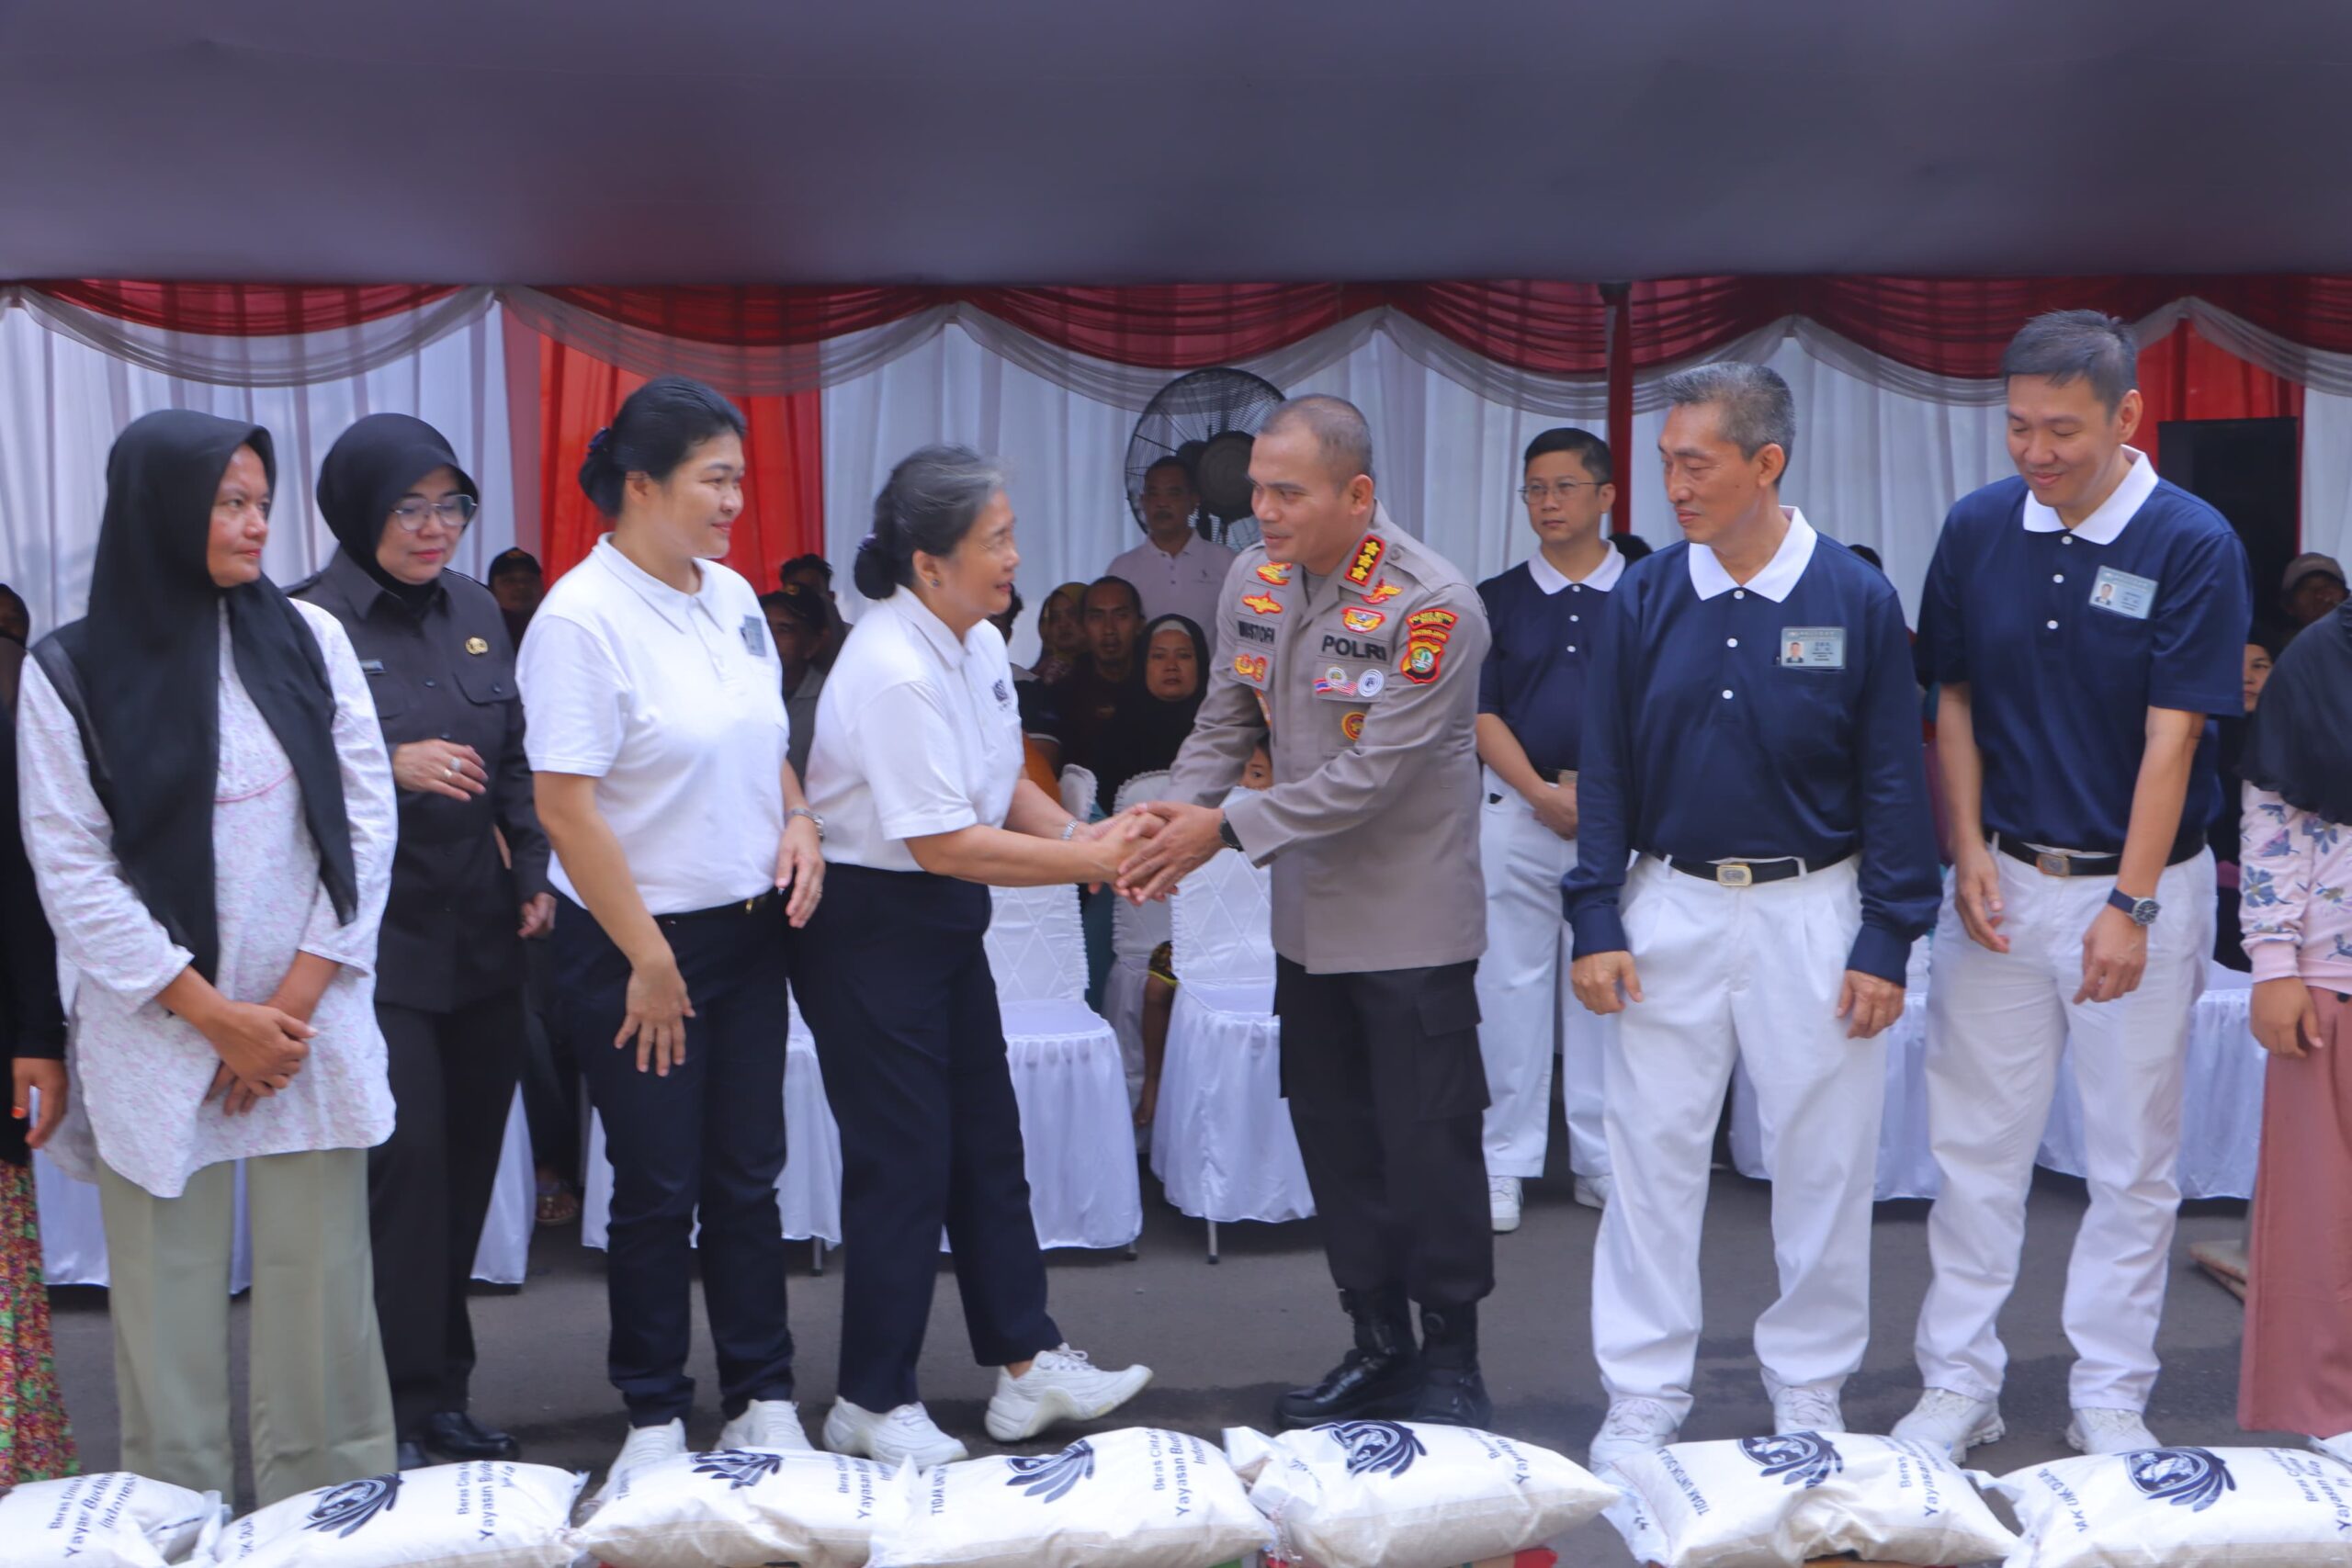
xmin=1777 ymin=626 xmax=1846 ymax=669
xmin=741 ymin=614 xmax=770 ymax=656
xmin=2090 ymin=566 xmax=2158 ymax=620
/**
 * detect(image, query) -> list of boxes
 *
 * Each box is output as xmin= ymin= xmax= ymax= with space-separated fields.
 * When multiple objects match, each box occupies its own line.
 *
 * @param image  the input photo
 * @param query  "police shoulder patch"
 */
xmin=1343 ymin=535 xmax=1386 ymax=587
xmin=1255 ymin=560 xmax=1294 ymax=585
xmin=1239 ymin=592 xmax=1283 ymax=616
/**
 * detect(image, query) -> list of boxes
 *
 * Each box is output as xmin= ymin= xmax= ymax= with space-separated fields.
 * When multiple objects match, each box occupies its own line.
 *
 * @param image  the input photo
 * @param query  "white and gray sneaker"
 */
xmin=1488 ymin=1176 xmax=1523 ymax=1234
xmin=597 ymin=1417 xmax=685 ymax=1504
xmin=1589 ymin=1396 xmax=1679 ymax=1475
xmin=718 ymin=1399 xmax=812 ymax=1452
xmin=1891 ymin=1388 xmax=2006 ymax=1461
xmin=823 ymin=1399 xmax=969 ymax=1468
xmin=984 ymin=1345 xmax=1153 ymax=1442
xmin=2067 ymin=1406 xmax=2159 ymax=1455
xmin=1572 ymin=1174 xmax=1613 ymax=1211
xmin=1770 ymin=1382 xmax=1846 ymax=1436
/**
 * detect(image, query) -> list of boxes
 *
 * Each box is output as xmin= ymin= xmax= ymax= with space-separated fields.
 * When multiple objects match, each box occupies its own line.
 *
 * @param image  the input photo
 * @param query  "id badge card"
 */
xmin=2090 ymin=566 xmax=2157 ymax=620
xmin=1777 ymin=626 xmax=1847 ymax=669
xmin=741 ymin=614 xmax=771 ymax=656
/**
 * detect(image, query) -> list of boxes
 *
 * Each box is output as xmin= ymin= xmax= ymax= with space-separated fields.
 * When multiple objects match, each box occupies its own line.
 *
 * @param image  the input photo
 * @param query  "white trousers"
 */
xmin=1914 ymin=849 xmax=2214 ymax=1412
xmin=1474 ymin=787 xmax=1613 ymax=1181
xmin=1592 ymin=856 xmax=1884 ymax=1420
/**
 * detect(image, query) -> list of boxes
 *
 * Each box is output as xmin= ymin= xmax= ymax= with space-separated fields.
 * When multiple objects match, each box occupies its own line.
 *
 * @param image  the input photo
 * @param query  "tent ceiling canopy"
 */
xmin=2 ymin=1 xmax=2342 ymax=286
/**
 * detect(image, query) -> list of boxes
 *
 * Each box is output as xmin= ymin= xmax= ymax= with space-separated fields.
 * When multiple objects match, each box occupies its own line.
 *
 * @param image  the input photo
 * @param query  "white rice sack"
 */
xmin=1994 ymin=1444 xmax=2352 ymax=1568
xmin=214 ymin=1461 xmax=582 ymax=1568
xmin=865 ymin=1427 xmax=1269 ymax=1568
xmin=1607 ymin=1432 xmax=2018 ymax=1568
xmin=1223 ymin=1419 xmax=1617 ymax=1568
xmin=0 ymin=1472 xmax=220 ymax=1568
xmin=570 ymin=1447 xmax=903 ymax=1568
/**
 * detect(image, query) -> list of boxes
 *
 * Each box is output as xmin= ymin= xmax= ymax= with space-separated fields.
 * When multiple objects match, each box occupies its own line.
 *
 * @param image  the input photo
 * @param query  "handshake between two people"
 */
xmin=1071 ymin=801 xmax=1231 ymax=905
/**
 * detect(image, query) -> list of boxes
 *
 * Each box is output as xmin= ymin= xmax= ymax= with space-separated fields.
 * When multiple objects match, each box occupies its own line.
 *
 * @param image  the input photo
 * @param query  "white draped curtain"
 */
xmin=0 ymin=299 xmax=514 ymax=638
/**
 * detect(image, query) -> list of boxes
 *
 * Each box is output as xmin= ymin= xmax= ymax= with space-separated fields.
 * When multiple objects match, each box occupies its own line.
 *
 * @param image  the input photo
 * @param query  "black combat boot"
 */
xmin=1410 ymin=1302 xmax=1492 ymax=1427
xmin=1272 ymin=1286 xmax=1422 ymax=1428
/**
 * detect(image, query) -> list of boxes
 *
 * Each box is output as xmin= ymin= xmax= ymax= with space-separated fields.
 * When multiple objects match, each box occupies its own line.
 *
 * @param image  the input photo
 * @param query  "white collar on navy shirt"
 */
xmin=2020 ymin=445 xmax=2157 ymax=545
xmin=589 ymin=534 xmax=722 ymax=631
xmin=1688 ymin=507 xmax=1817 ymax=604
xmin=891 ymin=586 xmax=981 ymax=670
xmin=1527 ymin=539 xmax=1627 ymax=596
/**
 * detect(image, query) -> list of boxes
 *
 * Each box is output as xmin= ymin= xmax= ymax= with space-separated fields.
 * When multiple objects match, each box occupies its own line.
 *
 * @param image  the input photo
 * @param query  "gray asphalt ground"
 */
xmin=44 ymin=1116 xmax=2273 ymax=1566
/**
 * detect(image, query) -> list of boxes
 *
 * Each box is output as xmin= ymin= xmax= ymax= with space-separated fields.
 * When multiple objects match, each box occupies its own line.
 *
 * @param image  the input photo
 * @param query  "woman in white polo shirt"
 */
xmin=798 ymin=446 xmax=1152 ymax=1467
xmin=515 ymin=377 xmax=825 ymax=1495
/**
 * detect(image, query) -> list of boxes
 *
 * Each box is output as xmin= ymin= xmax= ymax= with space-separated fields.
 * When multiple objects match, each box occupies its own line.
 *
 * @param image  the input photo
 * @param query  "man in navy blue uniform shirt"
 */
xmin=1894 ymin=310 xmax=2252 ymax=1461
xmin=1473 ymin=427 xmax=1623 ymax=1234
xmin=1565 ymin=363 xmax=1938 ymax=1472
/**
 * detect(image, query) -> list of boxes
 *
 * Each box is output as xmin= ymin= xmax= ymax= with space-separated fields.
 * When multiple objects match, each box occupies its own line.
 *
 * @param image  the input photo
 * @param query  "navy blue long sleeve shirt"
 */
xmin=1564 ymin=513 xmax=1940 ymax=983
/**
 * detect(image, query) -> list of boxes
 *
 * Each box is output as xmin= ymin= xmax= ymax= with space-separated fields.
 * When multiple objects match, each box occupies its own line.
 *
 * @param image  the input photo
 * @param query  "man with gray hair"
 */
xmin=1566 ymin=361 xmax=1938 ymax=1472
xmin=1896 ymin=310 xmax=2251 ymax=1460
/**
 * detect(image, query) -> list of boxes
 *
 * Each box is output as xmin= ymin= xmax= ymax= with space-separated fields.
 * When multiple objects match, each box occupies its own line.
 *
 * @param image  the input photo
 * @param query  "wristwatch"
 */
xmin=2107 ymin=888 xmax=2160 ymax=927
xmin=1216 ymin=815 xmax=1243 ymax=852
xmin=787 ymin=806 xmax=825 ymax=840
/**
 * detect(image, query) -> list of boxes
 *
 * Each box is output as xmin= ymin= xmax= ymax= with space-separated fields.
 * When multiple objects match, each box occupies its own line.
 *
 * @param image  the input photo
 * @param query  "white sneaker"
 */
xmin=1488 ymin=1176 xmax=1523 ymax=1233
xmin=597 ymin=1417 xmax=685 ymax=1503
xmin=1589 ymin=1396 xmax=1679 ymax=1475
xmin=1572 ymin=1174 xmax=1613 ymax=1211
xmin=984 ymin=1344 xmax=1153 ymax=1442
xmin=2067 ymin=1406 xmax=2159 ymax=1455
xmin=718 ymin=1398 xmax=812 ymax=1452
xmin=1891 ymin=1388 xmax=2006 ymax=1461
xmin=823 ymin=1398 xmax=968 ymax=1468
xmin=1770 ymin=1382 xmax=1846 ymax=1435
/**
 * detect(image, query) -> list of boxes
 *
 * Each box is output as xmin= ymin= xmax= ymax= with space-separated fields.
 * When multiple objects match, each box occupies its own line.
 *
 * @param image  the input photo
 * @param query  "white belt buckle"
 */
xmin=2035 ymin=851 xmax=2070 ymax=878
xmin=1715 ymin=863 xmax=1755 ymax=888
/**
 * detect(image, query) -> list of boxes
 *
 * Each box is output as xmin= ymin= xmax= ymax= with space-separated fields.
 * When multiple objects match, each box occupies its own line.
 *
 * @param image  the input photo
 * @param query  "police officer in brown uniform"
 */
xmin=295 ymin=415 xmax=551 ymax=1470
xmin=1123 ymin=395 xmax=1495 ymax=1427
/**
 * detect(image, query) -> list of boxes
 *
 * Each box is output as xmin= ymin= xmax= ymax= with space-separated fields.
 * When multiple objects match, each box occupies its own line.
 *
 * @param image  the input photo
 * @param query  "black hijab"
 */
xmin=2239 ymin=601 xmax=2352 ymax=828
xmin=40 ymin=410 xmax=356 ymax=984
xmin=1092 ymin=614 xmax=1210 ymax=810
xmin=317 ymin=413 xmax=480 ymax=613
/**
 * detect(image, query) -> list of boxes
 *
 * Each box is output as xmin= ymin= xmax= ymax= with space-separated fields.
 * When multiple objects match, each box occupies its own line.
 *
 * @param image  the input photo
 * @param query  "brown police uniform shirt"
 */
xmin=1168 ymin=503 xmax=1489 ymax=976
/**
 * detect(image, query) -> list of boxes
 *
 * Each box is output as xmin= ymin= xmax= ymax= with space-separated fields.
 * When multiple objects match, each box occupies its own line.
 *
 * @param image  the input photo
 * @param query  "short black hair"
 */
xmin=1522 ymin=426 xmax=1612 ymax=487
xmin=2001 ymin=310 xmax=2138 ymax=413
xmin=780 ymin=553 xmax=832 ymax=586
xmin=1085 ymin=575 xmax=1143 ymax=615
xmin=1143 ymin=456 xmax=1195 ymax=488
xmin=576 ymin=376 xmax=747 ymax=517
xmin=487 ymin=547 xmax=541 ymax=581
xmin=1848 ymin=544 xmax=1884 ymax=571
xmin=761 ymin=583 xmax=831 ymax=631
xmin=1261 ymin=395 xmax=1374 ymax=485
xmin=1614 ymin=533 xmax=1654 ymax=563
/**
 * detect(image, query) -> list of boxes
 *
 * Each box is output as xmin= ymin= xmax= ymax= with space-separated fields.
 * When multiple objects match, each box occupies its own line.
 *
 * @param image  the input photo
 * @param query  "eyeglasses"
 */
xmin=1520 ymin=480 xmax=1601 ymax=502
xmin=390 ymin=496 xmax=479 ymax=532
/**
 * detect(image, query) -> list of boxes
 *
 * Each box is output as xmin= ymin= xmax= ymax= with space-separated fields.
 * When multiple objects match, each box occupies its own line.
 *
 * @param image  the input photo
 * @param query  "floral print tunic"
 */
xmin=2240 ymin=784 xmax=2352 ymax=988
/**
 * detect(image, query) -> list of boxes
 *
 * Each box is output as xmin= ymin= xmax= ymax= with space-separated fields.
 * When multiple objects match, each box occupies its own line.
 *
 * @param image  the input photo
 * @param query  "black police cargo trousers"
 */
xmin=1272 ymin=956 xmax=1495 ymax=1309
xmin=369 ymin=993 xmax=526 ymax=1438
xmin=794 ymin=863 xmax=1061 ymax=1414
xmin=560 ymin=894 xmax=795 ymax=1427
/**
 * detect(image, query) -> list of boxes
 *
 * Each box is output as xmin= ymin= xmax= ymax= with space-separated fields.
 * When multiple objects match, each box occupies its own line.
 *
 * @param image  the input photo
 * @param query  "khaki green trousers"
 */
xmin=97 ymin=1147 xmax=396 ymax=1504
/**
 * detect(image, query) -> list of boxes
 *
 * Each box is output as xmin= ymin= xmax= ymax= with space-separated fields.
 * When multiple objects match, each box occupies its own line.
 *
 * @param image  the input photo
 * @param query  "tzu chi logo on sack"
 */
xmin=1317 ymin=1419 xmax=1429 ymax=1480
xmin=1004 ymin=1438 xmax=1097 ymax=1503
xmin=692 ymin=1449 xmax=787 ymax=1490
xmin=1739 ymin=1433 xmax=1845 ymax=1490
xmin=2126 ymin=1447 xmax=2239 ymax=1513
xmin=302 ymin=1475 xmax=402 ymax=1538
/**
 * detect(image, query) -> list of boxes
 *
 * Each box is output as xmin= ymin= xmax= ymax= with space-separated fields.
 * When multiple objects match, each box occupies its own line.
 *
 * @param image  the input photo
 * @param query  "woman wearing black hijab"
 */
xmin=17 ymin=410 xmax=398 ymax=1502
xmin=1090 ymin=613 xmax=1209 ymax=813
xmin=292 ymin=413 xmax=550 ymax=1471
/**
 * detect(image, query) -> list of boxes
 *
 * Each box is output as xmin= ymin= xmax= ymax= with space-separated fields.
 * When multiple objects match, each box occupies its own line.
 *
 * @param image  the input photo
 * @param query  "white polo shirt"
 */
xmin=517 ymin=536 xmax=787 ymax=914
xmin=1106 ymin=531 xmax=1238 ymax=634
xmin=805 ymin=589 xmax=1023 ymax=873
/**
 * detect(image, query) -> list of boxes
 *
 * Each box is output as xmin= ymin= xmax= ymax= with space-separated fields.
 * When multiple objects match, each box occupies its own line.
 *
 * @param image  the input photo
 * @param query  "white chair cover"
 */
xmin=1729 ymin=958 xmax=2267 ymax=1201
xmin=982 ymin=883 xmax=1143 ymax=1248
xmin=1057 ymin=764 xmax=1098 ymax=825
xmin=1102 ymin=770 xmax=1174 ymax=1104
xmin=38 ymin=1091 xmax=535 ymax=1288
xmin=1149 ymin=850 xmax=1314 ymax=1223
xmin=582 ymin=999 xmax=844 ymax=1248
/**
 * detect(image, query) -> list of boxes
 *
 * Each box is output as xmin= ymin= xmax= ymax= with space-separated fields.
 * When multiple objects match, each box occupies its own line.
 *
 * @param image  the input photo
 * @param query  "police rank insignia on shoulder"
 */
xmin=1399 ymin=607 xmax=1456 ymax=684
xmin=1361 ymin=579 xmax=1403 ymax=605
xmin=1341 ymin=607 xmax=1385 ymax=633
xmin=1239 ymin=592 xmax=1283 ymax=616
xmin=1255 ymin=561 xmax=1293 ymax=586
xmin=1343 ymin=535 xmax=1386 ymax=586
xmin=464 ymin=636 xmax=490 ymax=655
